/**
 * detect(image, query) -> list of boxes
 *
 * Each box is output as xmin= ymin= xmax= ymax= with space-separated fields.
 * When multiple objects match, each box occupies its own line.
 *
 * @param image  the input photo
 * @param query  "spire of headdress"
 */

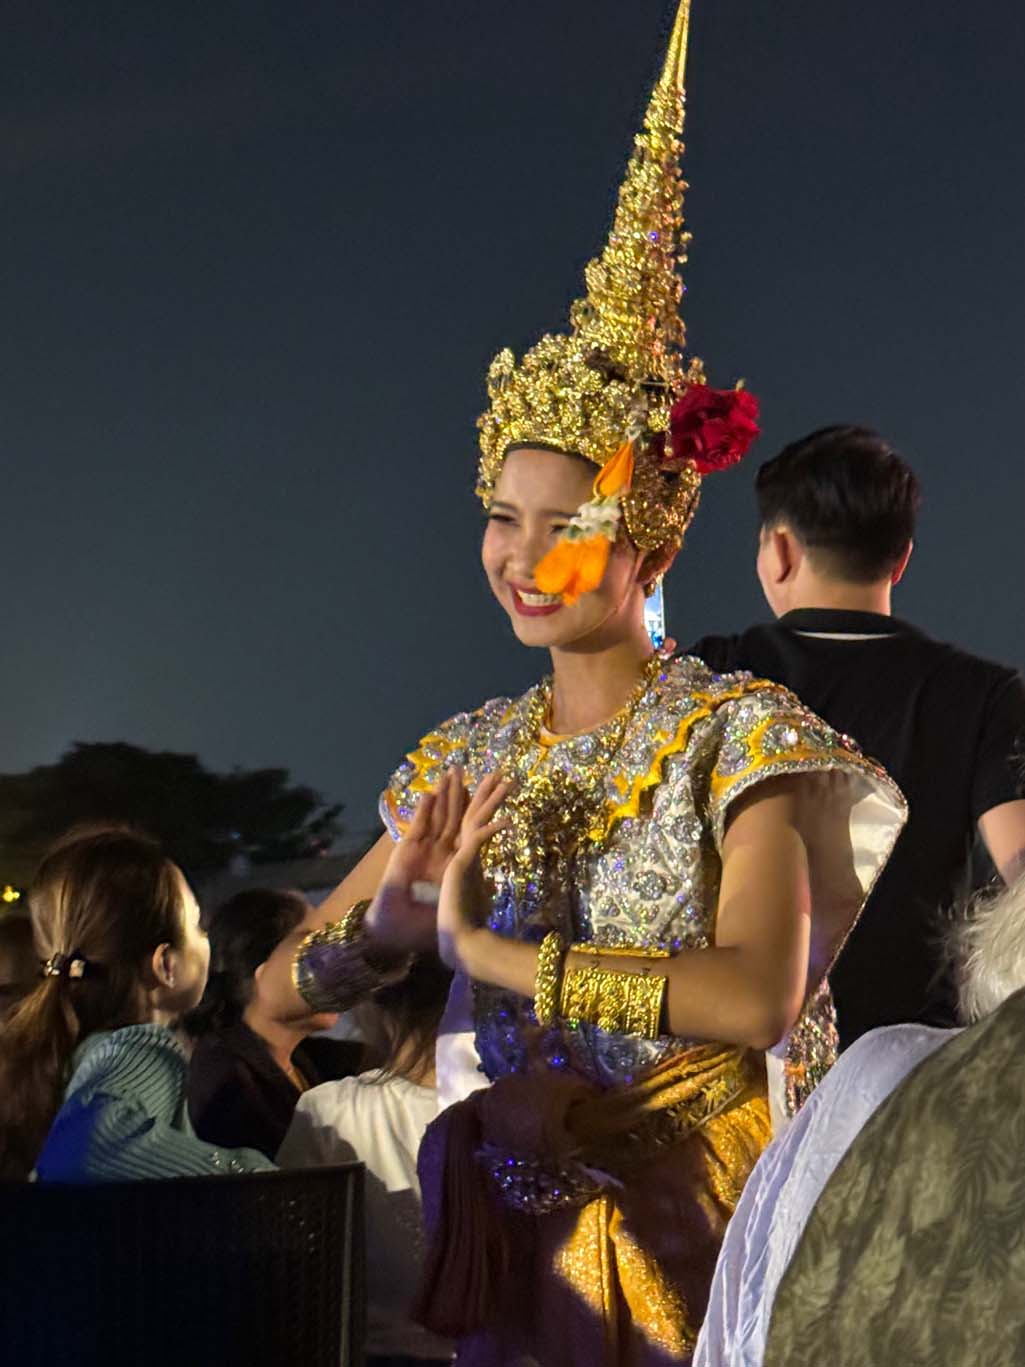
xmin=477 ymin=1 xmax=757 ymax=561
xmin=568 ymin=0 xmax=693 ymax=394
xmin=661 ymin=0 xmax=691 ymax=93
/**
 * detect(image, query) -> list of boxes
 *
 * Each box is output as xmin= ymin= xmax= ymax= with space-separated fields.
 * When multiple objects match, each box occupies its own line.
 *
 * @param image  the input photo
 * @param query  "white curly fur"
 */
xmin=956 ymin=873 xmax=1025 ymax=1022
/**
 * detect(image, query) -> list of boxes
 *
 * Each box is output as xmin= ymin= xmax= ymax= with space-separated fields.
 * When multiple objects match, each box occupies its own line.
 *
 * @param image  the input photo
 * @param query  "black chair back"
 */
xmin=0 ymin=1164 xmax=365 ymax=1367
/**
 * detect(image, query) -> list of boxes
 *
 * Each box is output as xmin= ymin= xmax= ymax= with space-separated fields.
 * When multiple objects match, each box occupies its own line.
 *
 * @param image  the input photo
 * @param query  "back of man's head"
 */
xmin=756 ymin=426 xmax=920 ymax=584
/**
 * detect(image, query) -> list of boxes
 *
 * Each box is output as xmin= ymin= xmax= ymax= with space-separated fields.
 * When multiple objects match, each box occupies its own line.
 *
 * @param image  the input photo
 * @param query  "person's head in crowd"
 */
xmin=957 ymin=872 xmax=1025 ymax=1022
xmin=357 ymin=951 xmax=453 ymax=1086
xmin=0 ymin=912 xmax=38 ymax=1021
xmin=755 ymin=425 xmax=921 ymax=617
xmin=0 ymin=826 xmax=208 ymax=1178
xmin=185 ymin=887 xmax=339 ymax=1043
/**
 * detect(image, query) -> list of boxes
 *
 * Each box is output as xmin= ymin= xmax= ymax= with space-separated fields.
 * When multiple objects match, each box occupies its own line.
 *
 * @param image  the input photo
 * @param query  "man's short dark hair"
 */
xmin=755 ymin=426 xmax=921 ymax=584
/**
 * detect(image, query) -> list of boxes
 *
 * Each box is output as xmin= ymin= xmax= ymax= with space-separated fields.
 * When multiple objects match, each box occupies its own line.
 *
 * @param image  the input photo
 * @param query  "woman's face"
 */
xmin=169 ymin=873 xmax=211 ymax=1013
xmin=481 ymin=447 xmax=645 ymax=651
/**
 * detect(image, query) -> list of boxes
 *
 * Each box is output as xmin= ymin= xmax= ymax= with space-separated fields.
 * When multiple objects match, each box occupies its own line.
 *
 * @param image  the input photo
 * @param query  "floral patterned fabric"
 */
xmin=694 ymin=1022 xmax=953 ymax=1367
xmin=765 ymin=985 xmax=1025 ymax=1367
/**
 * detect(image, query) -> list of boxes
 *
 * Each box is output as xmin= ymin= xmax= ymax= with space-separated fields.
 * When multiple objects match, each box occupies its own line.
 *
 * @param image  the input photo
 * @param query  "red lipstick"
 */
xmin=510 ymin=585 xmax=563 ymax=617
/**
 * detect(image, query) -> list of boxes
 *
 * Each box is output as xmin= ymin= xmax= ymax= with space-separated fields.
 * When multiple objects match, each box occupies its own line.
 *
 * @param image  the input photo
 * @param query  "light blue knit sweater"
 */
xmin=35 ymin=1023 xmax=273 ymax=1182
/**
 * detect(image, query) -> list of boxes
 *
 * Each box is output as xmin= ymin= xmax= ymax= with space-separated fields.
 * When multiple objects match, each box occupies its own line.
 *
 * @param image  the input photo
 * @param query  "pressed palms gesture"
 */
xmin=436 ymin=770 xmax=512 ymax=969
xmin=365 ymin=767 xmax=481 ymax=952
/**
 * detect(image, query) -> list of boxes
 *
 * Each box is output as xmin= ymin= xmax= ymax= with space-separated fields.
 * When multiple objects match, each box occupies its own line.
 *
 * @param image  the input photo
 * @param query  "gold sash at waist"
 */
xmin=473 ymin=1041 xmax=761 ymax=1213
xmin=574 ymin=1040 xmax=761 ymax=1173
xmin=416 ymin=1040 xmax=770 ymax=1351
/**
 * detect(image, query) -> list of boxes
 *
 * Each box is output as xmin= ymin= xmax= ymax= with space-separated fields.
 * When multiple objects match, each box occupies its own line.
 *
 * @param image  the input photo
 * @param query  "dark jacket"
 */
xmin=690 ymin=610 xmax=1025 ymax=1045
xmin=188 ymin=1021 xmax=364 ymax=1160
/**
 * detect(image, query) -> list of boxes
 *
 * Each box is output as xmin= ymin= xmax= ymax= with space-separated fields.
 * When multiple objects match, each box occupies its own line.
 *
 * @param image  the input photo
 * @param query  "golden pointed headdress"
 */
xmin=476 ymin=0 xmax=712 ymax=554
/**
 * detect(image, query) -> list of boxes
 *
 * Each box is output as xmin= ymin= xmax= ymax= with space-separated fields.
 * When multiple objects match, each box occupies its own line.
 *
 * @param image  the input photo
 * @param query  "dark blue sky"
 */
xmin=2 ymin=0 xmax=1022 ymax=838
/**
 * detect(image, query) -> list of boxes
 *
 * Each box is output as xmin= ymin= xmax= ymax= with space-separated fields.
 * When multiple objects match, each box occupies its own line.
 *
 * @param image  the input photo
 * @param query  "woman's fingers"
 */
xmin=407 ymin=769 xmax=511 ymax=869
xmin=456 ymin=773 xmax=512 ymax=859
xmin=466 ymin=773 xmax=513 ymax=829
xmin=441 ymin=767 xmax=467 ymax=849
xmin=430 ymin=770 xmax=454 ymax=843
xmin=475 ymin=813 xmax=512 ymax=844
xmin=456 ymin=814 xmax=511 ymax=861
xmin=404 ymin=791 xmax=435 ymax=842
xmin=465 ymin=770 xmax=504 ymax=813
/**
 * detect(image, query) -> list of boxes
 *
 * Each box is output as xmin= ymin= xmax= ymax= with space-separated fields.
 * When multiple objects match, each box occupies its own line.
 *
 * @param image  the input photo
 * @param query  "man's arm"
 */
xmin=978 ymin=801 xmax=1025 ymax=883
xmin=972 ymin=671 xmax=1025 ymax=883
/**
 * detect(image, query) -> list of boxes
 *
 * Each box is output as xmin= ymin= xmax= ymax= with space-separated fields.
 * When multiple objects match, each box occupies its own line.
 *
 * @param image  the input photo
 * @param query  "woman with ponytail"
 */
xmin=0 ymin=827 xmax=271 ymax=1181
xmin=186 ymin=889 xmax=359 ymax=1160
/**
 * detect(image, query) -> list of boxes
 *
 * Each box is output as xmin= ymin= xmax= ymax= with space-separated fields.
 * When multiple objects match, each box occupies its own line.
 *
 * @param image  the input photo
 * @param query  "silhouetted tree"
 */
xmin=0 ymin=743 xmax=343 ymax=886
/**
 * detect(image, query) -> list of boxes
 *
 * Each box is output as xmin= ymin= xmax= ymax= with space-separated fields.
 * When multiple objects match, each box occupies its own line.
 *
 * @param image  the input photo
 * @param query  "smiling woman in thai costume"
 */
xmin=266 ymin=5 xmax=906 ymax=1363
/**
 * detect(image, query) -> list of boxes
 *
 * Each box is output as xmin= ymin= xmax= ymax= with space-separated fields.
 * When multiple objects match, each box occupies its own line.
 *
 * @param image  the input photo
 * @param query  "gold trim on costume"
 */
xmin=561 ymin=961 xmax=668 ymax=1038
xmin=534 ymin=930 xmax=568 ymax=1028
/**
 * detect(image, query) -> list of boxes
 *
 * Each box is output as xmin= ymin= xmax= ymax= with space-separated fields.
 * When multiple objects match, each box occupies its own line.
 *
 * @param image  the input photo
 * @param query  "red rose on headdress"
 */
xmin=666 ymin=384 xmax=761 ymax=474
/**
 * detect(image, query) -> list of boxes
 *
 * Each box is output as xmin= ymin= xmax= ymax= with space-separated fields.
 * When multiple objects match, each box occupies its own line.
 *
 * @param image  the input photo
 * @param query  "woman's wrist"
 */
xmin=364 ymin=883 xmax=438 ymax=956
xmin=451 ymin=924 xmax=540 ymax=999
xmin=449 ymin=924 xmax=491 ymax=976
xmin=361 ymin=912 xmax=419 ymax=972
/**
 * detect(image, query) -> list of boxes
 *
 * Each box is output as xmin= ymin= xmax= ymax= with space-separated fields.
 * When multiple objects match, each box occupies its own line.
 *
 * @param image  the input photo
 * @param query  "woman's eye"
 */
xmin=487 ymin=513 xmax=516 ymax=525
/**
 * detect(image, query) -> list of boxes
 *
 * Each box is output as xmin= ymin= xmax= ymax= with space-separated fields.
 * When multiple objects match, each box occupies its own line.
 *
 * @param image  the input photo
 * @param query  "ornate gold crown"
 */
xmin=476 ymin=1 xmax=707 ymax=553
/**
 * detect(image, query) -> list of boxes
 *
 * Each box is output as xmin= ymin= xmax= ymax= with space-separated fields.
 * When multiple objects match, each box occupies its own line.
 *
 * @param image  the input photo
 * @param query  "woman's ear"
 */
xmin=147 ymin=943 xmax=177 ymax=990
xmin=637 ymin=542 xmax=679 ymax=594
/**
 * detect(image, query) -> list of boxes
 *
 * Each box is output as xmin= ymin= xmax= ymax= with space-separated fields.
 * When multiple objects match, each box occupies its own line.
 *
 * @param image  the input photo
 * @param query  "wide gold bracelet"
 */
xmin=560 ymin=960 xmax=668 ymax=1038
xmin=573 ymin=943 xmax=671 ymax=963
xmin=533 ymin=930 xmax=568 ymax=1027
xmin=337 ymin=897 xmax=372 ymax=943
xmin=291 ymin=898 xmax=393 ymax=1012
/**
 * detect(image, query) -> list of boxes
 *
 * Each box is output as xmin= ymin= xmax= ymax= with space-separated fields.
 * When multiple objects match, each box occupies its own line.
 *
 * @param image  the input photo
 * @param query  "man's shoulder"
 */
xmin=917 ymin=633 xmax=1022 ymax=688
xmin=894 ymin=629 xmax=1024 ymax=716
xmin=687 ymin=624 xmax=781 ymax=675
xmin=691 ymin=617 xmax=1022 ymax=698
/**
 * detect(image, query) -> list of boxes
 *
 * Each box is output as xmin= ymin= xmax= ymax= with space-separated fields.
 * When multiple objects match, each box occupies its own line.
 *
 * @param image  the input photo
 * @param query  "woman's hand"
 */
xmin=437 ymin=771 xmax=511 ymax=970
xmin=364 ymin=768 xmax=466 ymax=954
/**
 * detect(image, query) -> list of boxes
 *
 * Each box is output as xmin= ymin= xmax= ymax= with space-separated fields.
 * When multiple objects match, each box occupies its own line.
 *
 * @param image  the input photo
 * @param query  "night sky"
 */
xmin=3 ymin=1 xmax=1023 ymax=839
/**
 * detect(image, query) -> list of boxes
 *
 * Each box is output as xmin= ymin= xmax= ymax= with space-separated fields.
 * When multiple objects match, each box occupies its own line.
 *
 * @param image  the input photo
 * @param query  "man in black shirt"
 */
xmin=691 ymin=425 xmax=1025 ymax=1047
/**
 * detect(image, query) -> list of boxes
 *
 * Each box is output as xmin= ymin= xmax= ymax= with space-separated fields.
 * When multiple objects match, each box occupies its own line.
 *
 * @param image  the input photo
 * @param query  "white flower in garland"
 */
xmin=565 ymin=493 xmax=623 ymax=543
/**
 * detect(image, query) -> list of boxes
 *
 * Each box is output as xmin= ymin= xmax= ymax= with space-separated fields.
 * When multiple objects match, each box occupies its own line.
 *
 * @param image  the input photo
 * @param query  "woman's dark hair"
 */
xmin=0 ymin=913 xmax=38 ymax=1022
xmin=755 ymin=425 xmax=921 ymax=583
xmin=0 ymin=827 xmax=185 ymax=1180
xmin=371 ymin=952 xmax=453 ymax=1084
xmin=185 ymin=888 xmax=308 ymax=1037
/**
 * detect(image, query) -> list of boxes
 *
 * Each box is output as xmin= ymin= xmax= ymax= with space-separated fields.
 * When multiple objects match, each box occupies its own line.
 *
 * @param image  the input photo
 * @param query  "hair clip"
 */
xmin=43 ymin=951 xmax=90 ymax=979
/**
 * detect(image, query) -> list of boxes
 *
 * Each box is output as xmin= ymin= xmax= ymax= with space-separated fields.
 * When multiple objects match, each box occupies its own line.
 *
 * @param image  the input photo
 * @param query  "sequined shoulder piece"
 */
xmin=592 ymin=655 xmax=778 ymax=843
xmin=704 ymin=677 xmax=906 ymax=848
xmin=380 ymin=692 xmax=524 ymax=836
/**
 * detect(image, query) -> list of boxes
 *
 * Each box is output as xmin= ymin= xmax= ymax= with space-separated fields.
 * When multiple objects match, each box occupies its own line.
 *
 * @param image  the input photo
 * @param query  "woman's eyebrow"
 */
xmin=490 ymin=499 xmax=577 ymax=518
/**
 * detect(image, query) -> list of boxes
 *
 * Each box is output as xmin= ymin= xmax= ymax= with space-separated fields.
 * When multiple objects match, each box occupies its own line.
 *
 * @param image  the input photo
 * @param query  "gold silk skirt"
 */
xmin=416 ymin=1041 xmax=771 ymax=1366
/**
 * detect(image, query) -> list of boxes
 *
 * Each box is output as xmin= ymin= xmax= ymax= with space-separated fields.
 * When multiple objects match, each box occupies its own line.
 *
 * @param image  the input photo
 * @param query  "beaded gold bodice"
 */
xmin=382 ymin=656 xmax=905 ymax=1113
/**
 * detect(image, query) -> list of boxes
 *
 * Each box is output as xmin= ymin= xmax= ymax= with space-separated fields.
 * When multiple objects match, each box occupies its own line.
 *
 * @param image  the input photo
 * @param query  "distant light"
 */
xmin=1 ymin=885 xmax=21 ymax=904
